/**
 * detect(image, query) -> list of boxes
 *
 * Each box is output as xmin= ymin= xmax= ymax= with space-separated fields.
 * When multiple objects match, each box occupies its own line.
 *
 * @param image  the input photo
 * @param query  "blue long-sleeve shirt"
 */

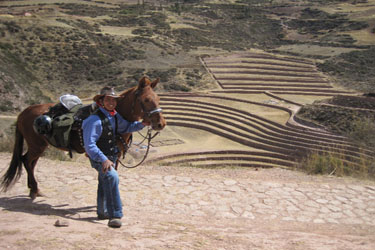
xmin=82 ymin=107 xmax=145 ymax=163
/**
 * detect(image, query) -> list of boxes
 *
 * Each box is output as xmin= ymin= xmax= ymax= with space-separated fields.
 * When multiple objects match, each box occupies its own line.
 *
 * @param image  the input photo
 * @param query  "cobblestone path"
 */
xmin=125 ymin=173 xmax=375 ymax=226
xmin=0 ymin=153 xmax=374 ymax=249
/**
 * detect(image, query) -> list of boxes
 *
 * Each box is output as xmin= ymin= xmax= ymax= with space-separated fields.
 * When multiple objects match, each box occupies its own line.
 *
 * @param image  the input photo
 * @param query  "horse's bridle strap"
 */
xmin=133 ymin=89 xmax=163 ymax=118
xmin=146 ymin=108 xmax=163 ymax=117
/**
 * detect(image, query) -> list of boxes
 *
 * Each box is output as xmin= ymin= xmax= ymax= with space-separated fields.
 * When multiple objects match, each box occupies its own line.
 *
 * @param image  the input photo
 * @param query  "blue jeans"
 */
xmin=89 ymin=156 xmax=123 ymax=219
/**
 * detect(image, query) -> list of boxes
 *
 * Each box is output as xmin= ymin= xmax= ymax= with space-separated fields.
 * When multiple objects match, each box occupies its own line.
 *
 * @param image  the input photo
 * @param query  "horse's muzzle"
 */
xmin=152 ymin=119 xmax=166 ymax=131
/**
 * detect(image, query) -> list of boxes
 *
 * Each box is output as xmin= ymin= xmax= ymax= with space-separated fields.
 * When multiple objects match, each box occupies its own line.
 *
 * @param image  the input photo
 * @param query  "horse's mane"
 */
xmin=119 ymin=85 xmax=138 ymax=99
xmin=116 ymin=85 xmax=140 ymax=121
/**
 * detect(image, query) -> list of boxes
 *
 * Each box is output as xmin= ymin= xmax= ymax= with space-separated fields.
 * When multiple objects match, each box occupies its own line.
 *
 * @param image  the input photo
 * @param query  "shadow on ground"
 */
xmin=0 ymin=195 xmax=99 ymax=223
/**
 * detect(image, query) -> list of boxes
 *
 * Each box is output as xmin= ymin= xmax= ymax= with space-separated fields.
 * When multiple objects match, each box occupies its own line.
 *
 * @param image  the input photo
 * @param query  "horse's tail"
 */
xmin=0 ymin=126 xmax=24 ymax=192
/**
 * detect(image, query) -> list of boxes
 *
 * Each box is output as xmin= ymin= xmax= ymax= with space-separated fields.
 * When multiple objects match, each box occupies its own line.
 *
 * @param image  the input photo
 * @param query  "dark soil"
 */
xmin=296 ymin=95 xmax=375 ymax=145
xmin=317 ymin=46 xmax=375 ymax=93
xmin=325 ymin=95 xmax=375 ymax=109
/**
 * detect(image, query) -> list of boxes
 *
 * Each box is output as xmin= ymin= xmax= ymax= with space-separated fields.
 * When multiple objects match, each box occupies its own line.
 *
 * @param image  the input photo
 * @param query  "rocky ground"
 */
xmin=0 ymin=152 xmax=374 ymax=249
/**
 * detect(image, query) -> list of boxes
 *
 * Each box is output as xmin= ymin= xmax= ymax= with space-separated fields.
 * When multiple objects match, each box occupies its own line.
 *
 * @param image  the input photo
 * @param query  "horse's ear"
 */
xmin=151 ymin=78 xmax=160 ymax=89
xmin=139 ymin=76 xmax=147 ymax=89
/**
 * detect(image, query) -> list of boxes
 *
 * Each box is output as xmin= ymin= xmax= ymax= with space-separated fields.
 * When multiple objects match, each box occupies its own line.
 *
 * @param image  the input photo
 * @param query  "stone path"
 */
xmin=130 ymin=173 xmax=375 ymax=226
xmin=0 ymin=152 xmax=374 ymax=249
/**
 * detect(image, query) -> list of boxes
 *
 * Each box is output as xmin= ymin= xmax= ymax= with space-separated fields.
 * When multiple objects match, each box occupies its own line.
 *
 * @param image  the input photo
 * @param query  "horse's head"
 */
xmin=135 ymin=76 xmax=166 ymax=131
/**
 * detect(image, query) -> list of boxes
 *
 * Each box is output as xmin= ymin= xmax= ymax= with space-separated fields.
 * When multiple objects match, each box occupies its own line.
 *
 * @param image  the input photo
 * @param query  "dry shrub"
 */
xmin=0 ymin=136 xmax=14 ymax=153
xmin=298 ymin=149 xmax=375 ymax=180
xmin=348 ymin=118 xmax=375 ymax=148
xmin=0 ymin=133 xmax=70 ymax=162
xmin=42 ymin=147 xmax=72 ymax=162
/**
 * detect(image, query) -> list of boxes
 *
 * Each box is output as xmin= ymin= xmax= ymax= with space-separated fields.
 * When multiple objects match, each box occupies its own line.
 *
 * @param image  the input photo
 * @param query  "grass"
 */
xmin=0 ymin=119 xmax=16 ymax=152
xmin=296 ymin=102 xmax=375 ymax=141
xmin=317 ymin=46 xmax=375 ymax=92
xmin=0 ymin=123 xmax=72 ymax=162
xmin=297 ymin=117 xmax=375 ymax=180
xmin=297 ymin=116 xmax=375 ymax=179
xmin=297 ymin=149 xmax=375 ymax=180
xmin=0 ymin=136 xmax=14 ymax=153
xmin=0 ymin=135 xmax=72 ymax=162
xmin=347 ymin=118 xmax=375 ymax=148
xmin=42 ymin=148 xmax=73 ymax=162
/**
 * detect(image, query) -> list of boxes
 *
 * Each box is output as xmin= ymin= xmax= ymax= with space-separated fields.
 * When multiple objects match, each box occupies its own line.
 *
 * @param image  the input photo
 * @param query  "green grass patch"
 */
xmin=296 ymin=103 xmax=375 ymax=180
xmin=297 ymin=149 xmax=375 ymax=180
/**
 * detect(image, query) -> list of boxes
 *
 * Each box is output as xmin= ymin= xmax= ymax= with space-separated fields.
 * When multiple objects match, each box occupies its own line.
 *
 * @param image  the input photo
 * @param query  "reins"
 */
xmin=135 ymin=126 xmax=160 ymax=144
xmin=117 ymin=126 xmax=160 ymax=169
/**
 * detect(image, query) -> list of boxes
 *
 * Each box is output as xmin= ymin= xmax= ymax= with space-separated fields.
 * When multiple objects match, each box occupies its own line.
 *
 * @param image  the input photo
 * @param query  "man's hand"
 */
xmin=102 ymin=159 xmax=114 ymax=174
xmin=142 ymin=120 xmax=151 ymax=126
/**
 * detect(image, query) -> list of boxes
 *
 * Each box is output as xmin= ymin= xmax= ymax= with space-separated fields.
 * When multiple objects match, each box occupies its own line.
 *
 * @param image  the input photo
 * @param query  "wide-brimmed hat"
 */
xmin=93 ymin=86 xmax=120 ymax=102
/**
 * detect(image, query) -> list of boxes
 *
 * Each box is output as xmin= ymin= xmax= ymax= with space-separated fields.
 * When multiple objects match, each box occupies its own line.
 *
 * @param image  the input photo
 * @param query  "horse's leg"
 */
xmin=23 ymin=147 xmax=46 ymax=200
xmin=20 ymin=127 xmax=48 ymax=199
xmin=6 ymin=103 xmax=54 ymax=199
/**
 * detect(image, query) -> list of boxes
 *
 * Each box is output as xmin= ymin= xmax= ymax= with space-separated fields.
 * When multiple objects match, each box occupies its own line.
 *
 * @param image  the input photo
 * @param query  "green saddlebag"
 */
xmin=46 ymin=104 xmax=82 ymax=148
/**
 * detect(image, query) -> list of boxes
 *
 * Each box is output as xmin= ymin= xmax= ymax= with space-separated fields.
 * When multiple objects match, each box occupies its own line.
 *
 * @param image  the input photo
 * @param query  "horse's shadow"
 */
xmin=0 ymin=195 xmax=100 ymax=224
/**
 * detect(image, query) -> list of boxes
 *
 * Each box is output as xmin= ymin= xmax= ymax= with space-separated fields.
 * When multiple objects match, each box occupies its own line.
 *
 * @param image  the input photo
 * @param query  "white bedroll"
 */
xmin=59 ymin=94 xmax=82 ymax=111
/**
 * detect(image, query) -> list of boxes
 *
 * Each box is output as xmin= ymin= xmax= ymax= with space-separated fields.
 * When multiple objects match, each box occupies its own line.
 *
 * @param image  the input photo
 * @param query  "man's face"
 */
xmin=102 ymin=96 xmax=117 ymax=111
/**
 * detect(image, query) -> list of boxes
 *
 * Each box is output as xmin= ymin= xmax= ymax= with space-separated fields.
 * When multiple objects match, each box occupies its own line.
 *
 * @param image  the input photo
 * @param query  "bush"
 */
xmin=297 ymin=102 xmax=375 ymax=139
xmin=0 ymin=135 xmax=14 ymax=153
xmin=0 ymin=100 xmax=14 ymax=112
xmin=317 ymin=47 xmax=375 ymax=92
xmin=132 ymin=28 xmax=153 ymax=37
xmin=348 ymin=118 xmax=375 ymax=148
xmin=163 ymin=83 xmax=191 ymax=92
xmin=0 ymin=42 xmax=13 ymax=50
xmin=42 ymin=147 xmax=72 ymax=161
xmin=187 ymin=80 xmax=196 ymax=86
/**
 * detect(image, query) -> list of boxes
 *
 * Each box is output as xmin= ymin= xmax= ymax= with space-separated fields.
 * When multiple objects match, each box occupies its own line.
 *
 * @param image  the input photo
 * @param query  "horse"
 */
xmin=0 ymin=76 xmax=166 ymax=199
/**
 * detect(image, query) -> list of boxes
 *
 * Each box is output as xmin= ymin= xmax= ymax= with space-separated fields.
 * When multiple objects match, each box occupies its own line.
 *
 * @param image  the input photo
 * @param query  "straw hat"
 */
xmin=93 ymin=86 xmax=120 ymax=102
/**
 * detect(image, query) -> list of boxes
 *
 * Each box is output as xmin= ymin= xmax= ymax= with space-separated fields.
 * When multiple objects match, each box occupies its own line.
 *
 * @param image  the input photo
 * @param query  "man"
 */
xmin=82 ymin=86 xmax=149 ymax=228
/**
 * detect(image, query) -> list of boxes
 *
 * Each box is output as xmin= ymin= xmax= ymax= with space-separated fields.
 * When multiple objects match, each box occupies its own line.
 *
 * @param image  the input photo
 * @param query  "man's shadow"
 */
xmin=0 ymin=195 xmax=101 ymax=224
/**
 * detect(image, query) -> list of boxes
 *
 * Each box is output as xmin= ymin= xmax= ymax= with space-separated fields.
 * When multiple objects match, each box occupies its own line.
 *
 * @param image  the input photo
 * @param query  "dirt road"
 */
xmin=0 ymin=152 xmax=374 ymax=249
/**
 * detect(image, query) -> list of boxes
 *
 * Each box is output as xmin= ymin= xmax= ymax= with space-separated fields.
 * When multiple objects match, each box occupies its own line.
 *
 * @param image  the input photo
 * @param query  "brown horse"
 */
xmin=0 ymin=77 xmax=166 ymax=199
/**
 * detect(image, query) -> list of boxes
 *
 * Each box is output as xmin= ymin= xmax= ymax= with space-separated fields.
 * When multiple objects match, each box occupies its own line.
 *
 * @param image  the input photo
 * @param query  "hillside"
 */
xmin=0 ymin=0 xmax=374 ymax=174
xmin=0 ymin=0 xmax=374 ymax=113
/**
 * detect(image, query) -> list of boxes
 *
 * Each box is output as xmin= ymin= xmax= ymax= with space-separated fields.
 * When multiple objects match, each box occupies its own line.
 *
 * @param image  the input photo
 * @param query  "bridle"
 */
xmin=145 ymin=107 xmax=163 ymax=117
xmin=132 ymin=88 xmax=163 ymax=120
xmin=117 ymin=88 xmax=162 ymax=169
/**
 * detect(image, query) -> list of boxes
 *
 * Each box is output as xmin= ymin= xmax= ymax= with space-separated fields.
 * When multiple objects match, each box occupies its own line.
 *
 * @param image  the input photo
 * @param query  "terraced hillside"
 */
xmin=204 ymin=52 xmax=355 ymax=96
xmin=148 ymin=51 xmax=374 ymax=170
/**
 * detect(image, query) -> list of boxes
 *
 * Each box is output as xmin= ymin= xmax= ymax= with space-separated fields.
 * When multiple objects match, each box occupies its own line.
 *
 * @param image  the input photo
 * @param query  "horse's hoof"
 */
xmin=29 ymin=190 xmax=44 ymax=200
xmin=29 ymin=191 xmax=37 ymax=200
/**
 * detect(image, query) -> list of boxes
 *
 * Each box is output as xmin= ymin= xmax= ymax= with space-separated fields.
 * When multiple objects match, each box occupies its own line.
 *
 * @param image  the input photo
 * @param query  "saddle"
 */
xmin=40 ymin=95 xmax=133 ymax=159
xmin=43 ymin=95 xmax=97 ymax=155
